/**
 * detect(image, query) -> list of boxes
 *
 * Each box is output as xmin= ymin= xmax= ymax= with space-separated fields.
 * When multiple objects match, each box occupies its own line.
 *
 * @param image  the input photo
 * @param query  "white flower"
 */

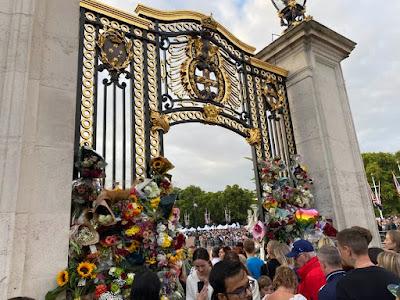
xmin=168 ymin=220 xmax=176 ymax=231
xmin=99 ymin=292 xmax=123 ymax=300
xmin=144 ymin=182 xmax=161 ymax=199
xmin=263 ymin=184 xmax=272 ymax=194
xmin=157 ymin=223 xmax=166 ymax=233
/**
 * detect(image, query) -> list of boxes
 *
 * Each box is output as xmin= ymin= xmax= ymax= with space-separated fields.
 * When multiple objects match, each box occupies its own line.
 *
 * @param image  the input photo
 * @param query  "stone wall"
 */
xmin=256 ymin=20 xmax=380 ymax=246
xmin=0 ymin=0 xmax=79 ymax=298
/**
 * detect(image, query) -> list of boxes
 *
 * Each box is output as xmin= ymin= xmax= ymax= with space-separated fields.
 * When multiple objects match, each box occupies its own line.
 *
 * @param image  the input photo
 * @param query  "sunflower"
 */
xmin=77 ymin=262 xmax=96 ymax=278
xmin=150 ymin=156 xmax=174 ymax=175
xmin=56 ymin=270 xmax=69 ymax=287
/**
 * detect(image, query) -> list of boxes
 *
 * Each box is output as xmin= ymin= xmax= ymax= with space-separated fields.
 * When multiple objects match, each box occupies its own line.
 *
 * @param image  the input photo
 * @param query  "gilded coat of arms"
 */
xmin=97 ymin=27 xmax=134 ymax=71
xmin=181 ymin=37 xmax=231 ymax=104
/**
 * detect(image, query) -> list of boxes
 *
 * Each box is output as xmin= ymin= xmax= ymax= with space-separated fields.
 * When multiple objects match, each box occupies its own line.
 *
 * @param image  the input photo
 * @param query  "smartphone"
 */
xmin=197 ymin=281 xmax=205 ymax=293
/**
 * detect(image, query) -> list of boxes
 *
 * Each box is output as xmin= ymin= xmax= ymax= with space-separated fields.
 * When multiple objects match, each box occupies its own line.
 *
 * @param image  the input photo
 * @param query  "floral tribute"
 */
xmin=253 ymin=155 xmax=335 ymax=243
xmin=47 ymin=147 xmax=186 ymax=300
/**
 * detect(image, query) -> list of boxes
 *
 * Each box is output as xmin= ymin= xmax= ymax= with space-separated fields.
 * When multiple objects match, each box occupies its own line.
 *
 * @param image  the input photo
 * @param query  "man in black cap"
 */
xmin=287 ymin=239 xmax=325 ymax=300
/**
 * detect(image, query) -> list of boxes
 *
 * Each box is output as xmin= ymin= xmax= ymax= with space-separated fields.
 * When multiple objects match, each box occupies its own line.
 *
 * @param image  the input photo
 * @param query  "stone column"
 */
xmin=0 ymin=0 xmax=79 ymax=298
xmin=256 ymin=20 xmax=380 ymax=245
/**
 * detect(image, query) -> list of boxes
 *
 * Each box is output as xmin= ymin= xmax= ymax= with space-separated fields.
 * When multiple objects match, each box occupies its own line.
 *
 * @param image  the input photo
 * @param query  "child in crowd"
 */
xmin=258 ymin=275 xmax=274 ymax=300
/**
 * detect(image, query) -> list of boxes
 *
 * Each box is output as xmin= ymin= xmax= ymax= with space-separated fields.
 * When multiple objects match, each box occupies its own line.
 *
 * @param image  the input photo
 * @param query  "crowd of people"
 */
xmin=13 ymin=227 xmax=400 ymax=300
xmin=131 ymin=226 xmax=400 ymax=300
xmin=378 ymin=216 xmax=400 ymax=231
xmin=186 ymin=227 xmax=251 ymax=248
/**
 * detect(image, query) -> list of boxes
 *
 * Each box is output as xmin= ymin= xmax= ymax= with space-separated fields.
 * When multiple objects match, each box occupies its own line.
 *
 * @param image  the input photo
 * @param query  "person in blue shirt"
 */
xmin=317 ymin=245 xmax=346 ymax=300
xmin=244 ymin=238 xmax=265 ymax=280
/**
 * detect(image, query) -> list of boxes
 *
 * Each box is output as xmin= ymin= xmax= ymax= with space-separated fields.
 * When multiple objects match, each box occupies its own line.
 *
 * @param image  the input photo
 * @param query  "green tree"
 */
xmin=362 ymin=151 xmax=400 ymax=215
xmin=175 ymin=184 xmax=257 ymax=227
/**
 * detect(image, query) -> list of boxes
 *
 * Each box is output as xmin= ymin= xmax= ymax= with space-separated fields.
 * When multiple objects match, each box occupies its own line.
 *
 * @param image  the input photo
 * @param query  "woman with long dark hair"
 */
xmin=186 ymin=247 xmax=213 ymax=300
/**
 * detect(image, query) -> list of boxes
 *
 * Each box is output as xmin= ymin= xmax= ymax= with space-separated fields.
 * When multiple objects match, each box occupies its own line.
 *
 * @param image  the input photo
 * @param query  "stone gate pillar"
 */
xmin=0 ymin=0 xmax=79 ymax=298
xmin=256 ymin=20 xmax=380 ymax=245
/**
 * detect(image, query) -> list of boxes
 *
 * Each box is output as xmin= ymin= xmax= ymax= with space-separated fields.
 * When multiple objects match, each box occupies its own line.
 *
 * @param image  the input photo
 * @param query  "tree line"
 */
xmin=173 ymin=151 xmax=400 ymax=226
xmin=362 ymin=151 xmax=400 ymax=215
xmin=174 ymin=184 xmax=257 ymax=227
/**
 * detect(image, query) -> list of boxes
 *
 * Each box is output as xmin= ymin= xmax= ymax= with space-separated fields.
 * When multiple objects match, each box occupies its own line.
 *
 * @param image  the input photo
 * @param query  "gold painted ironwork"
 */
xmin=98 ymin=27 xmax=134 ymax=71
xmin=262 ymin=74 xmax=285 ymax=116
xmin=132 ymin=38 xmax=146 ymax=179
xmin=147 ymin=42 xmax=161 ymax=158
xmin=255 ymin=77 xmax=271 ymax=157
xmin=246 ymin=128 xmax=262 ymax=145
xmin=202 ymin=104 xmax=221 ymax=123
xmin=246 ymin=74 xmax=264 ymax=160
xmin=79 ymin=23 xmax=96 ymax=147
xmin=201 ymin=16 xmax=218 ymax=30
xmin=166 ymin=110 xmax=248 ymax=137
xmin=181 ymin=37 xmax=231 ymax=104
xmin=134 ymin=4 xmax=256 ymax=54
xmin=80 ymin=0 xmax=151 ymax=30
xmin=281 ymin=87 xmax=296 ymax=156
xmin=250 ymin=57 xmax=288 ymax=77
xmin=151 ymin=110 xmax=170 ymax=134
xmin=78 ymin=0 xmax=296 ymax=191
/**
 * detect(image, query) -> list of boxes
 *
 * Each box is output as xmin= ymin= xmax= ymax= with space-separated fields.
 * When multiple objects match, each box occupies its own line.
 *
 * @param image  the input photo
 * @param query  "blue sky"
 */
xmin=101 ymin=0 xmax=400 ymax=191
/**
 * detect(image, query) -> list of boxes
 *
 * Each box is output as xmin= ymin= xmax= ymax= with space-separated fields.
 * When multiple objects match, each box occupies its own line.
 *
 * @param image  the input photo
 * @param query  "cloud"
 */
xmin=99 ymin=0 xmax=399 ymax=189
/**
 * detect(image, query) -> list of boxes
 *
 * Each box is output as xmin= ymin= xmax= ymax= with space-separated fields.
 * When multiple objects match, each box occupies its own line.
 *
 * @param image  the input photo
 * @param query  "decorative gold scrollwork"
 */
xmin=246 ymin=128 xmax=262 ymax=145
xmin=150 ymin=110 xmax=170 ymax=134
xmin=202 ymin=104 xmax=221 ymax=123
xmin=262 ymin=74 xmax=285 ymax=119
xmin=97 ymin=27 xmax=134 ymax=71
xmin=181 ymin=37 xmax=231 ymax=104
xmin=201 ymin=16 xmax=218 ymax=30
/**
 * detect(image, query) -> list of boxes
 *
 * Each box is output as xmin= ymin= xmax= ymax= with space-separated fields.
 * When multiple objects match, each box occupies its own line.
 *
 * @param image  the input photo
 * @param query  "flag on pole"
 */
xmin=369 ymin=183 xmax=382 ymax=209
xmin=393 ymin=172 xmax=400 ymax=196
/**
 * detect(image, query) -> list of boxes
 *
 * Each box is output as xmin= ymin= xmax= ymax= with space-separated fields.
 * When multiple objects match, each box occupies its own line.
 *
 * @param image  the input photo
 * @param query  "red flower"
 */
xmin=104 ymin=235 xmax=118 ymax=246
xmin=115 ymin=248 xmax=130 ymax=257
xmin=95 ymin=284 xmax=108 ymax=299
xmin=174 ymin=233 xmax=185 ymax=250
xmin=323 ymin=223 xmax=338 ymax=237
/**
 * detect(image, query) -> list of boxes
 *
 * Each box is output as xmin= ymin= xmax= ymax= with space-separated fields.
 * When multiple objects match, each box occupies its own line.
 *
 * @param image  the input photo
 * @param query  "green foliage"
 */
xmin=362 ymin=151 xmax=400 ymax=215
xmin=175 ymin=184 xmax=257 ymax=227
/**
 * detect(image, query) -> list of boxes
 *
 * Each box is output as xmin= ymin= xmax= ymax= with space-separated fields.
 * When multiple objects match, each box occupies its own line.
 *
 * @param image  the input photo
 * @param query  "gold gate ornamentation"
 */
xmin=75 ymin=0 xmax=296 ymax=203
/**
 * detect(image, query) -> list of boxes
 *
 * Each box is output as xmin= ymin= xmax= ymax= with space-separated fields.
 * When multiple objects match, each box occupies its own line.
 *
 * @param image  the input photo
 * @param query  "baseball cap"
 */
xmin=286 ymin=239 xmax=314 ymax=258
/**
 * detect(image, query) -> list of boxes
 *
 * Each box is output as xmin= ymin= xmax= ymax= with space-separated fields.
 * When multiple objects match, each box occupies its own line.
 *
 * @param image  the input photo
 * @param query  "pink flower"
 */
xmin=252 ymin=221 xmax=266 ymax=241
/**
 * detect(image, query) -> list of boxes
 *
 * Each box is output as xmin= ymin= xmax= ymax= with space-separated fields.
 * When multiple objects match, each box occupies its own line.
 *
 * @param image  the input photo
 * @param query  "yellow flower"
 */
xmin=125 ymin=225 xmax=140 ymax=237
xmin=56 ymin=270 xmax=69 ymax=287
xmin=162 ymin=236 xmax=172 ymax=248
xmin=175 ymin=249 xmax=185 ymax=260
xmin=150 ymin=197 xmax=161 ymax=209
xmin=150 ymin=156 xmax=174 ymax=175
xmin=77 ymin=262 xmax=96 ymax=278
xmin=146 ymin=257 xmax=157 ymax=265
xmin=126 ymin=240 xmax=140 ymax=253
xmin=169 ymin=255 xmax=178 ymax=264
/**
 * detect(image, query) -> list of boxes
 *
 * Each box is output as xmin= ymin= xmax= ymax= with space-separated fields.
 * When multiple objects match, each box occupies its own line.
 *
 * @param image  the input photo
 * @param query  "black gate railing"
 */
xmin=74 ymin=0 xmax=296 ymax=205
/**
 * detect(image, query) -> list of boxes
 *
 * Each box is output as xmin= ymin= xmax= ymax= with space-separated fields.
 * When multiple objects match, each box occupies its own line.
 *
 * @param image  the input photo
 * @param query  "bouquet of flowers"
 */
xmin=47 ymin=151 xmax=186 ymax=299
xmin=75 ymin=147 xmax=107 ymax=178
xmin=257 ymin=155 xmax=325 ymax=243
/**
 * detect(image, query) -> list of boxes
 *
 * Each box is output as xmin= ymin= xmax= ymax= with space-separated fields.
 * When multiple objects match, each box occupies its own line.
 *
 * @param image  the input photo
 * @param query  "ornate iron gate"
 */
xmin=75 ymin=0 xmax=296 ymax=205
